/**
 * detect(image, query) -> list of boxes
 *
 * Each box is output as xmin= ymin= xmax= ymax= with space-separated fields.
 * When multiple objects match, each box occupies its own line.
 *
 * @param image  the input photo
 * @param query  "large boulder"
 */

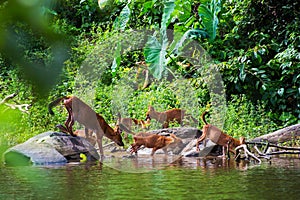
xmin=3 ymin=131 xmax=100 ymax=166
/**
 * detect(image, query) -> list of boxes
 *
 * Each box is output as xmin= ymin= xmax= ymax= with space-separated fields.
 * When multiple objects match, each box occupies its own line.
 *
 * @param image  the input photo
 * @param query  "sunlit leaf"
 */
xmin=144 ymin=0 xmax=175 ymax=80
xmin=113 ymin=4 xmax=131 ymax=31
xmin=172 ymin=29 xmax=209 ymax=56
xmin=198 ymin=0 xmax=221 ymax=41
xmin=161 ymin=0 xmax=176 ymax=31
xmin=98 ymin=0 xmax=110 ymax=9
xmin=111 ymin=43 xmax=121 ymax=78
xmin=277 ymin=88 xmax=284 ymax=96
xmin=144 ymin=35 xmax=167 ymax=80
xmin=239 ymin=65 xmax=246 ymax=81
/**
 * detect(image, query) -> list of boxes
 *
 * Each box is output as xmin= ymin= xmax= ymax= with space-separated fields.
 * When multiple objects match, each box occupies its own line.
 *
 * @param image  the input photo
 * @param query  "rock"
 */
xmin=3 ymin=131 xmax=100 ymax=166
xmin=180 ymin=139 xmax=221 ymax=157
xmin=147 ymin=127 xmax=202 ymax=139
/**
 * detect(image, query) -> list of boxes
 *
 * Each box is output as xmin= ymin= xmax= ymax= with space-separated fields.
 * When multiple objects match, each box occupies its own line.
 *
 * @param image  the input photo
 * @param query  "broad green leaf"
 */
xmin=277 ymin=88 xmax=284 ymax=96
xmin=98 ymin=0 xmax=110 ymax=9
xmin=161 ymin=0 xmax=175 ymax=31
xmin=144 ymin=0 xmax=175 ymax=80
xmin=239 ymin=65 xmax=246 ymax=81
xmin=172 ymin=0 xmax=191 ymax=23
xmin=141 ymin=1 xmax=155 ymax=15
xmin=172 ymin=29 xmax=209 ymax=56
xmin=113 ymin=4 xmax=131 ymax=31
xmin=198 ymin=0 xmax=221 ymax=41
xmin=111 ymin=42 xmax=121 ymax=77
xmin=200 ymin=0 xmax=212 ymax=4
xmin=144 ymin=35 xmax=167 ymax=80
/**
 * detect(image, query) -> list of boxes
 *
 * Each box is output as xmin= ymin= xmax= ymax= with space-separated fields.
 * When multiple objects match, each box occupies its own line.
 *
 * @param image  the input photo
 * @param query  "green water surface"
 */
xmin=1 ymin=156 xmax=299 ymax=200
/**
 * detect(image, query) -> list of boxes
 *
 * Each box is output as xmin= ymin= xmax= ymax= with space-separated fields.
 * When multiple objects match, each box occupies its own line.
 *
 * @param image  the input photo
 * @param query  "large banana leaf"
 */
xmin=113 ymin=4 xmax=131 ymax=31
xmin=172 ymin=29 xmax=209 ymax=56
xmin=198 ymin=0 xmax=221 ymax=41
xmin=144 ymin=35 xmax=168 ymax=80
xmin=161 ymin=0 xmax=176 ymax=32
xmin=144 ymin=0 xmax=175 ymax=80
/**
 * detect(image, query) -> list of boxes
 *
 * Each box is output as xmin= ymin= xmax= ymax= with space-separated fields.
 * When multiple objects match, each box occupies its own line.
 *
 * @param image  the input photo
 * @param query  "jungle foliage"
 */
xmin=0 ymin=0 xmax=299 ymax=146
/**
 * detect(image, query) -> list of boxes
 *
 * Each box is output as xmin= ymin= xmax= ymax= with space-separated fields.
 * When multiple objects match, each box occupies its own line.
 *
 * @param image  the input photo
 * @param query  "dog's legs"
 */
xmin=134 ymin=146 xmax=140 ymax=155
xmin=151 ymin=147 xmax=158 ymax=156
xmin=95 ymin=130 xmax=104 ymax=158
xmin=197 ymin=124 xmax=209 ymax=151
xmin=162 ymin=122 xmax=169 ymax=128
xmin=222 ymin=146 xmax=226 ymax=158
xmin=84 ymin=127 xmax=89 ymax=139
xmin=226 ymin=141 xmax=231 ymax=159
xmin=196 ymin=134 xmax=206 ymax=151
xmin=163 ymin=147 xmax=168 ymax=155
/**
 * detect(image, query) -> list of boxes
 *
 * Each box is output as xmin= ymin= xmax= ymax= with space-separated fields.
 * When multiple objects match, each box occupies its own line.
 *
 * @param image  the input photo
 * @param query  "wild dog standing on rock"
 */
xmin=146 ymin=106 xmax=197 ymax=128
xmin=130 ymin=133 xmax=183 ymax=156
xmin=48 ymin=96 xmax=124 ymax=157
xmin=196 ymin=111 xmax=245 ymax=158
xmin=117 ymin=112 xmax=151 ymax=134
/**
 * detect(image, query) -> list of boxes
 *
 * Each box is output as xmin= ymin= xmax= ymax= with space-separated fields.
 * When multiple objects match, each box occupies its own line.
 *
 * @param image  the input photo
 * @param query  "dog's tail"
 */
xmin=185 ymin=113 xmax=199 ymax=125
xmin=48 ymin=96 xmax=68 ymax=115
xmin=117 ymin=112 xmax=122 ymax=120
xmin=201 ymin=111 xmax=209 ymax=125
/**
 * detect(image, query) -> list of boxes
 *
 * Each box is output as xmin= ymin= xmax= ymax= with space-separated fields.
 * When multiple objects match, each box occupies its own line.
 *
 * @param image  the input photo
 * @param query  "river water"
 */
xmin=1 ymin=155 xmax=300 ymax=200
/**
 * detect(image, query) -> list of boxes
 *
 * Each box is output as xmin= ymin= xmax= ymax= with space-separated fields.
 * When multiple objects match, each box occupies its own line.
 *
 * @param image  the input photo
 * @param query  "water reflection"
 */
xmin=101 ymin=154 xmax=255 ymax=173
xmin=1 ymin=157 xmax=300 ymax=200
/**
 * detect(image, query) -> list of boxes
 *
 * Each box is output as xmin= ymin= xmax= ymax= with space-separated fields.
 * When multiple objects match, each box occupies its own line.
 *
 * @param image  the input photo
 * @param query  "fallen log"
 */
xmin=250 ymin=124 xmax=300 ymax=144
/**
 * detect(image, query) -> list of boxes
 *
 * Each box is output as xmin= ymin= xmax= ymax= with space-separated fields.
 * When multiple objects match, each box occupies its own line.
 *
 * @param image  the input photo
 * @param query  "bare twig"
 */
xmin=247 ymin=141 xmax=300 ymax=151
xmin=0 ymin=93 xmax=30 ymax=113
xmin=0 ymin=93 xmax=17 ymax=104
xmin=235 ymin=144 xmax=261 ymax=164
xmin=4 ymin=103 xmax=30 ymax=113
xmin=265 ymin=151 xmax=300 ymax=156
xmin=253 ymin=145 xmax=271 ymax=160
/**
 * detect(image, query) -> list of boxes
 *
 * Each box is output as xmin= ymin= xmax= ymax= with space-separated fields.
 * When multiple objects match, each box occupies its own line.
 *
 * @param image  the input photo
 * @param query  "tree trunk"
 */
xmin=250 ymin=124 xmax=300 ymax=144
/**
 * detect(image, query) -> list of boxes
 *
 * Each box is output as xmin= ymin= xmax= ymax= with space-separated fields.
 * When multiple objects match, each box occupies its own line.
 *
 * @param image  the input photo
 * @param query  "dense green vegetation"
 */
xmin=0 ymin=0 xmax=299 ymax=149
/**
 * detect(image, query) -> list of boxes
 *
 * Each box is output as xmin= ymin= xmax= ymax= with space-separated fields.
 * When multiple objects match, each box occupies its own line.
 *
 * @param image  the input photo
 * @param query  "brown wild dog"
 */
xmin=196 ymin=111 xmax=245 ymax=158
xmin=48 ymin=96 xmax=124 ymax=157
xmin=130 ymin=133 xmax=183 ymax=156
xmin=117 ymin=112 xmax=150 ymax=135
xmin=146 ymin=106 xmax=198 ymax=128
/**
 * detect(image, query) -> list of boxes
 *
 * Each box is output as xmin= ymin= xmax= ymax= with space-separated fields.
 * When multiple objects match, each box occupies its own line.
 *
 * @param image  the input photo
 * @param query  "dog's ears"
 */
xmin=148 ymin=105 xmax=154 ymax=111
xmin=114 ymin=125 xmax=122 ymax=135
xmin=117 ymin=112 xmax=121 ymax=119
xmin=239 ymin=137 xmax=246 ymax=144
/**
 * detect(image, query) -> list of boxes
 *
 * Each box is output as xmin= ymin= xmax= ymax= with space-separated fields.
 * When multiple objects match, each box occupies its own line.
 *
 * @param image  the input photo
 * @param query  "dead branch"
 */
xmin=0 ymin=93 xmax=17 ymax=104
xmin=4 ymin=103 xmax=30 ymax=113
xmin=235 ymin=144 xmax=261 ymax=164
xmin=253 ymin=146 xmax=271 ymax=160
xmin=247 ymin=141 xmax=300 ymax=151
xmin=265 ymin=151 xmax=300 ymax=156
xmin=0 ymin=93 xmax=30 ymax=113
xmin=253 ymin=145 xmax=300 ymax=157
